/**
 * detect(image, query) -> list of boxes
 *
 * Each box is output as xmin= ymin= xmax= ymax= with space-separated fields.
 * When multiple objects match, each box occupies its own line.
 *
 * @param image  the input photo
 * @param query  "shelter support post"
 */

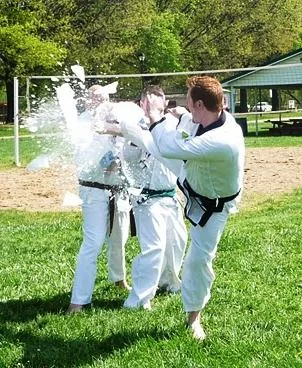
xmin=230 ymin=87 xmax=235 ymax=113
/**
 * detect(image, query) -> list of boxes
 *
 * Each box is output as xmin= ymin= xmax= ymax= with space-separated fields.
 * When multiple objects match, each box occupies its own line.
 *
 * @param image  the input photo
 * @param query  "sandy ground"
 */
xmin=0 ymin=147 xmax=302 ymax=212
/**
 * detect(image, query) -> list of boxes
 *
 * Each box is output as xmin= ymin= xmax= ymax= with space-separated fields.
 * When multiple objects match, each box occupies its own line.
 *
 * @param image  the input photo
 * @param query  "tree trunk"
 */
xmin=6 ymin=78 xmax=14 ymax=123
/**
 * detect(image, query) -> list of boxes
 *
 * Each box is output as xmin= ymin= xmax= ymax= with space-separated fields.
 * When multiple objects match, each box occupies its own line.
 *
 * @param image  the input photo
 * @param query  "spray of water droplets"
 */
xmin=24 ymin=65 xmax=147 ymax=207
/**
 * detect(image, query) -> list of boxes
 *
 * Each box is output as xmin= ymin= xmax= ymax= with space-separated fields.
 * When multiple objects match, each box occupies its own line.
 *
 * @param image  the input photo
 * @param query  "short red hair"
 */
xmin=186 ymin=76 xmax=223 ymax=112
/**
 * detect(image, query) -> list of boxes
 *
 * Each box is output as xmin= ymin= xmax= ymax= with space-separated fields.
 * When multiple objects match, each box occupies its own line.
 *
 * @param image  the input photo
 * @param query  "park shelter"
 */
xmin=222 ymin=48 xmax=302 ymax=113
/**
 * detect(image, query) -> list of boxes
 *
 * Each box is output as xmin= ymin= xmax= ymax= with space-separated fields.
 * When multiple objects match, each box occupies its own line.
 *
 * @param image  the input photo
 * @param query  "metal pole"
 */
xmin=140 ymin=65 xmax=144 ymax=90
xmin=14 ymin=77 xmax=20 ymax=166
xmin=138 ymin=53 xmax=145 ymax=91
xmin=26 ymin=77 xmax=30 ymax=114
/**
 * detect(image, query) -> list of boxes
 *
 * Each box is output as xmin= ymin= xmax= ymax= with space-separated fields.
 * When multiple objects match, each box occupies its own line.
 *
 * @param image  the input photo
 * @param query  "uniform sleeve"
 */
xmin=151 ymin=117 xmax=221 ymax=160
xmin=125 ymin=123 xmax=183 ymax=177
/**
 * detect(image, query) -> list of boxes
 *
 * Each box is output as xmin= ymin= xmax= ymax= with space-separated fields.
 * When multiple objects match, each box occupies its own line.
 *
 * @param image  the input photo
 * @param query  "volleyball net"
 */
xmin=12 ymin=62 xmax=302 ymax=165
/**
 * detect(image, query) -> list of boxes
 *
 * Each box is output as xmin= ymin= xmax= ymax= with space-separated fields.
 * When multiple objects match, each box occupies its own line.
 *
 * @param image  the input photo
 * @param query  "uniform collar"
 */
xmin=195 ymin=111 xmax=226 ymax=136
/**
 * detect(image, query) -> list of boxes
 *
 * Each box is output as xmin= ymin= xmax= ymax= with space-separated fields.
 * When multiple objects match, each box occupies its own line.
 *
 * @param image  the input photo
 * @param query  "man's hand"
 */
xmin=167 ymin=106 xmax=188 ymax=119
xmin=143 ymin=94 xmax=166 ymax=123
xmin=94 ymin=121 xmax=122 ymax=136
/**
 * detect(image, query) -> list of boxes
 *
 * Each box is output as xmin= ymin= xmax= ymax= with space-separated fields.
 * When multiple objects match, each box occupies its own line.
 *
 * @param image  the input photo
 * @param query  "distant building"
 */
xmin=222 ymin=47 xmax=302 ymax=113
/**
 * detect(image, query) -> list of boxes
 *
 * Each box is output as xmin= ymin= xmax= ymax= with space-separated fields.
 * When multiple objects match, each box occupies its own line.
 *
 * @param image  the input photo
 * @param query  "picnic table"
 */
xmin=265 ymin=117 xmax=302 ymax=135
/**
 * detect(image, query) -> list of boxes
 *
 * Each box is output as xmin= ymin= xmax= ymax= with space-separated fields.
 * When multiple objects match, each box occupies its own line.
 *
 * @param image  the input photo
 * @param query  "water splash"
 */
xmin=55 ymin=83 xmax=78 ymax=135
xmin=71 ymin=64 xmax=85 ymax=83
xmin=62 ymin=191 xmax=83 ymax=207
xmin=24 ymin=66 xmax=147 ymax=208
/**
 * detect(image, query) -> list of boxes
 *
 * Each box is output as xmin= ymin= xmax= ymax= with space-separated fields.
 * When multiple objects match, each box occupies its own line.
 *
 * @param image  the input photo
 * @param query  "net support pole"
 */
xmin=26 ymin=77 xmax=30 ymax=114
xmin=14 ymin=77 xmax=20 ymax=166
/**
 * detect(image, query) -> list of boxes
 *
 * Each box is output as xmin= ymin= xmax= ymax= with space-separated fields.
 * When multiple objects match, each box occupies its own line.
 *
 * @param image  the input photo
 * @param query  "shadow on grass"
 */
xmin=0 ymin=294 xmax=175 ymax=366
xmin=0 ymin=293 xmax=70 ymax=322
xmin=92 ymin=297 xmax=124 ymax=311
xmin=1 ymin=323 xmax=174 ymax=367
xmin=0 ymin=293 xmax=126 ymax=323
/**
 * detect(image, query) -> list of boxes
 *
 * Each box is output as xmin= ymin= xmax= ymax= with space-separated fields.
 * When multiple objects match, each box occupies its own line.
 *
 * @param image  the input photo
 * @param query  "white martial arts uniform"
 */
xmin=150 ymin=110 xmax=245 ymax=312
xmin=121 ymin=115 xmax=188 ymax=309
xmin=70 ymin=109 xmax=130 ymax=305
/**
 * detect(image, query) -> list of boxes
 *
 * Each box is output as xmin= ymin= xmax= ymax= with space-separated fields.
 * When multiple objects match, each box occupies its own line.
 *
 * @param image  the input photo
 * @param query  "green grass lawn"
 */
xmin=245 ymin=134 xmax=302 ymax=148
xmin=0 ymin=136 xmax=41 ymax=168
xmin=244 ymin=118 xmax=302 ymax=147
xmin=0 ymin=125 xmax=31 ymax=137
xmin=0 ymin=116 xmax=301 ymax=366
xmin=0 ymin=190 xmax=301 ymax=367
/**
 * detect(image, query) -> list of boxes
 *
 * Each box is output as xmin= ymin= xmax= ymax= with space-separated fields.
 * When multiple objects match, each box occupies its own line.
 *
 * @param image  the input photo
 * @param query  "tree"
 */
xmin=0 ymin=2 xmax=66 ymax=122
xmin=47 ymin=0 xmax=155 ymax=74
xmin=1 ymin=0 xmax=302 ymax=122
xmin=153 ymin=0 xmax=302 ymax=70
xmin=139 ymin=13 xmax=182 ymax=73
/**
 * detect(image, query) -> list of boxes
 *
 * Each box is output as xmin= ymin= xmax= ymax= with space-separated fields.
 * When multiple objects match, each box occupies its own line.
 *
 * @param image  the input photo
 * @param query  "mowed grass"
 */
xmin=1 ymin=124 xmax=301 ymax=366
xmin=245 ymin=134 xmax=302 ymax=148
xmin=0 ymin=136 xmax=41 ymax=169
xmin=0 ymin=189 xmax=301 ymax=367
xmin=244 ymin=120 xmax=302 ymax=147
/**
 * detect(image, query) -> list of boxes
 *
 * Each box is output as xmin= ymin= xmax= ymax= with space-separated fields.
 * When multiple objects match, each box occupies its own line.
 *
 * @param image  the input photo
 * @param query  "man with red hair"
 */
xmin=141 ymin=76 xmax=245 ymax=340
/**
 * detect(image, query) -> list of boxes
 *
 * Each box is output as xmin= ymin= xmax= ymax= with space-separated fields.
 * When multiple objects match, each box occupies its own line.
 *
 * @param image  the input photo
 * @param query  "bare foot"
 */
xmin=66 ymin=303 xmax=92 ymax=314
xmin=115 ymin=280 xmax=131 ymax=290
xmin=66 ymin=303 xmax=84 ymax=314
xmin=123 ymin=299 xmax=152 ymax=311
xmin=187 ymin=311 xmax=206 ymax=341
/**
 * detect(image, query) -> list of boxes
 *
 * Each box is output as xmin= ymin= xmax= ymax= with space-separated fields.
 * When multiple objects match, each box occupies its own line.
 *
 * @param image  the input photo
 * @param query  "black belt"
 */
xmin=79 ymin=180 xmax=124 ymax=235
xmin=129 ymin=209 xmax=136 ymax=237
xmin=178 ymin=178 xmax=240 ymax=227
xmin=79 ymin=180 xmax=123 ymax=192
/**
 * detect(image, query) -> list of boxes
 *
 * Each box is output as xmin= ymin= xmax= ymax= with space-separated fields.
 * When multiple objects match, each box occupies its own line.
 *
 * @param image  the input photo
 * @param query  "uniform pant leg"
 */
xmin=124 ymin=198 xmax=167 ymax=307
xmin=159 ymin=198 xmax=188 ymax=291
xmin=181 ymin=208 xmax=229 ymax=312
xmin=71 ymin=187 xmax=109 ymax=305
xmin=106 ymin=193 xmax=130 ymax=283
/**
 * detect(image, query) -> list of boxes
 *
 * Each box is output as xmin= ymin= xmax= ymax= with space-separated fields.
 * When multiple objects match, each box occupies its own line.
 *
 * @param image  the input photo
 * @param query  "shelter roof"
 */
xmin=222 ymin=48 xmax=302 ymax=88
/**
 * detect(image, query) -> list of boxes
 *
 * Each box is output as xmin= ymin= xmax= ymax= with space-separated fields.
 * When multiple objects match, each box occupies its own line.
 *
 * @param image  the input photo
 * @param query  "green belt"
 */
xmin=141 ymin=188 xmax=176 ymax=199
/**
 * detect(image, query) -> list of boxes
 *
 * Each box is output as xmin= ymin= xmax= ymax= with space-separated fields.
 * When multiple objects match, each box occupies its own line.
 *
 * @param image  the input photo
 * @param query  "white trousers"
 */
xmin=71 ymin=186 xmax=130 ymax=305
xmin=124 ymin=196 xmax=187 ymax=307
xmin=107 ymin=198 xmax=130 ymax=283
xmin=181 ymin=207 xmax=229 ymax=312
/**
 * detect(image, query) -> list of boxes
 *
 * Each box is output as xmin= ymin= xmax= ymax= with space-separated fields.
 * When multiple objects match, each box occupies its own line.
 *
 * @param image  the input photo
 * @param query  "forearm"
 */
xmin=95 ymin=122 xmax=123 ymax=137
xmin=151 ymin=119 xmax=209 ymax=160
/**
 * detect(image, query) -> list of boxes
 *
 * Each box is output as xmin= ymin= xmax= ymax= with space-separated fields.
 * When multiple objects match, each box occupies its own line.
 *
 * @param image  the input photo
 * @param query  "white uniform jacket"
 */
xmin=75 ymin=109 xmax=127 ymax=189
xmin=150 ymin=111 xmax=245 ymax=226
xmin=120 ymin=115 xmax=181 ymax=204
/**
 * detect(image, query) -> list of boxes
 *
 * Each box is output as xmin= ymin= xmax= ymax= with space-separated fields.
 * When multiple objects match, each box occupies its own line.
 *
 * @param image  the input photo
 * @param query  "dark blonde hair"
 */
xmin=186 ymin=76 xmax=223 ymax=112
xmin=141 ymin=85 xmax=165 ymax=100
